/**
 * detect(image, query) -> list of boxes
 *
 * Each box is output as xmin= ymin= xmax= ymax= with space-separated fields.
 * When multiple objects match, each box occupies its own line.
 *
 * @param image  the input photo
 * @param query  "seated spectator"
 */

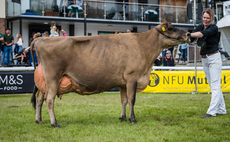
xmin=15 ymin=48 xmax=28 ymax=65
xmin=163 ymin=50 xmax=175 ymax=71
xmin=68 ymin=0 xmax=83 ymax=17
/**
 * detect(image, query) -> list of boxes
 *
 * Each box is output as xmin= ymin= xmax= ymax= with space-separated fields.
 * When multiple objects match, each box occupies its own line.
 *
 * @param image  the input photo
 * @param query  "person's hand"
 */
xmin=25 ymin=48 xmax=29 ymax=53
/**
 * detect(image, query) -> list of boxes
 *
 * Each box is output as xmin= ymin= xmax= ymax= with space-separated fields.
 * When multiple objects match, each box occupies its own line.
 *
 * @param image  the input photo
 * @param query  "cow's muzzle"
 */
xmin=185 ymin=32 xmax=191 ymax=43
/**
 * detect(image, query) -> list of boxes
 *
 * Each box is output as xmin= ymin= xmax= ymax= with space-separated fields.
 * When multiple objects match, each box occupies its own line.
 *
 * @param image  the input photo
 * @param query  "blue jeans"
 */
xmin=0 ymin=52 xmax=4 ymax=65
xmin=162 ymin=50 xmax=166 ymax=60
xmin=18 ymin=46 xmax=23 ymax=52
xmin=31 ymin=62 xmax=38 ymax=67
xmin=15 ymin=46 xmax=23 ymax=65
xmin=4 ymin=46 xmax=12 ymax=65
xmin=181 ymin=48 xmax=187 ymax=61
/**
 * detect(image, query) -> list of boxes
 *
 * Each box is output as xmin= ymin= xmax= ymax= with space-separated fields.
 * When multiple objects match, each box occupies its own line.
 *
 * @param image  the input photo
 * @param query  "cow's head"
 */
xmin=156 ymin=19 xmax=190 ymax=48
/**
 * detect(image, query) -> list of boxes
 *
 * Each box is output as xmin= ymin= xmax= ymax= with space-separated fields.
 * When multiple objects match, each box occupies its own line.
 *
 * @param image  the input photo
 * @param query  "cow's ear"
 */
xmin=161 ymin=19 xmax=167 ymax=24
xmin=161 ymin=22 xmax=168 ymax=32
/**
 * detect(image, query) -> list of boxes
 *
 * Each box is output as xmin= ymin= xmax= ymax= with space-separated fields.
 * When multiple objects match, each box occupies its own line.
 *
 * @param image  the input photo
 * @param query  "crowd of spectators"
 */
xmin=0 ymin=21 xmax=68 ymax=67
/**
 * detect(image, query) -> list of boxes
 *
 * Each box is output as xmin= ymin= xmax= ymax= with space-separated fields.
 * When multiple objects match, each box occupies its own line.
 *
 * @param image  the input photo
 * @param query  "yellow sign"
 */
xmin=142 ymin=70 xmax=230 ymax=93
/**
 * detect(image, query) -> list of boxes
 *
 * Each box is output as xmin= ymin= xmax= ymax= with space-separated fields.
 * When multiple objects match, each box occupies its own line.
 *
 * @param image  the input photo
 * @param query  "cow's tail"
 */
xmin=31 ymin=85 xmax=38 ymax=109
xmin=30 ymin=40 xmax=37 ymax=70
xmin=30 ymin=40 xmax=38 ymax=110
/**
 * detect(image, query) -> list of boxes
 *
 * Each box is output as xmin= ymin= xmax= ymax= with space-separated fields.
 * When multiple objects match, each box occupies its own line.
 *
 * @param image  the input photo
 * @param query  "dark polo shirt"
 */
xmin=4 ymin=34 xmax=14 ymax=46
xmin=191 ymin=24 xmax=219 ymax=55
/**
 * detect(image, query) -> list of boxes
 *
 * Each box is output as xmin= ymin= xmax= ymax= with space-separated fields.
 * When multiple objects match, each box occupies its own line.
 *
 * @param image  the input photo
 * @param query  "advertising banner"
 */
xmin=142 ymin=70 xmax=230 ymax=93
xmin=0 ymin=71 xmax=34 ymax=94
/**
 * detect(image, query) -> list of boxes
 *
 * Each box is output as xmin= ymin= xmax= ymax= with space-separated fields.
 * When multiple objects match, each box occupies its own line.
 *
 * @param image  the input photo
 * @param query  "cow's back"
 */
xmin=35 ymin=35 xmax=146 ymax=92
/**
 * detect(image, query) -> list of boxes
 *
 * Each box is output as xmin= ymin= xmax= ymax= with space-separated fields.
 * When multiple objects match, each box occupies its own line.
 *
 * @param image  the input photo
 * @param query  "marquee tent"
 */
xmin=217 ymin=15 xmax=230 ymax=53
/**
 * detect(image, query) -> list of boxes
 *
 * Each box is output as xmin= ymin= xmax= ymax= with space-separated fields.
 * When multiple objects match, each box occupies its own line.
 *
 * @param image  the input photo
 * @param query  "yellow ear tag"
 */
xmin=162 ymin=27 xmax=166 ymax=32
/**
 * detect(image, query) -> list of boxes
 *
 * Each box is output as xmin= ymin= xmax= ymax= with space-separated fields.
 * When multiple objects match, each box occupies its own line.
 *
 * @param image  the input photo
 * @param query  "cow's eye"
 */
xmin=168 ymin=27 xmax=174 ymax=31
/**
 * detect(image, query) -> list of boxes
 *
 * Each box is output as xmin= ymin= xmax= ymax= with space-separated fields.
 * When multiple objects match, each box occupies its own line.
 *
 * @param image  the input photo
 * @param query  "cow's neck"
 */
xmin=137 ymin=27 xmax=164 ymax=68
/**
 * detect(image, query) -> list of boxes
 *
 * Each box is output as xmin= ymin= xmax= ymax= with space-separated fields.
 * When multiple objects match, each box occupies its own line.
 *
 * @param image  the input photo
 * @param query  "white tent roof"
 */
xmin=217 ymin=15 xmax=230 ymax=29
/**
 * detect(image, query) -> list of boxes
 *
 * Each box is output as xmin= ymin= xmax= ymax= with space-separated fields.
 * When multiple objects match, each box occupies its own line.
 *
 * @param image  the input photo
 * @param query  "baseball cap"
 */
xmin=166 ymin=50 xmax=171 ymax=54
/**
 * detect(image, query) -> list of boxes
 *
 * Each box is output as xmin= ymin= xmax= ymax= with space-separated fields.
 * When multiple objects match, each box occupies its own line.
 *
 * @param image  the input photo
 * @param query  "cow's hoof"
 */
xmin=35 ymin=120 xmax=44 ymax=124
xmin=51 ymin=124 xmax=61 ymax=128
xmin=128 ymin=118 xmax=137 ymax=124
xmin=120 ymin=116 xmax=127 ymax=122
xmin=130 ymin=121 xmax=137 ymax=124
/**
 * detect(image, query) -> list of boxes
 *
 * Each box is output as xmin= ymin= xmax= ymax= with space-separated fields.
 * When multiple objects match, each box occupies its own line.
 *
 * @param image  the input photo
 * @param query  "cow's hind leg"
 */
xmin=126 ymin=81 xmax=137 ymax=124
xmin=45 ymin=77 xmax=61 ymax=128
xmin=35 ymin=90 xmax=44 ymax=124
xmin=119 ymin=87 xmax=127 ymax=121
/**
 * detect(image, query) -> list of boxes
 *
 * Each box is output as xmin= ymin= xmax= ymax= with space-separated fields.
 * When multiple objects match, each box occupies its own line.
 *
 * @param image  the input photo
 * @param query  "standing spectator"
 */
xmin=154 ymin=53 xmax=162 ymax=70
xmin=168 ymin=46 xmax=174 ymax=58
xmin=190 ymin=8 xmax=226 ymax=118
xmin=16 ymin=34 xmax=24 ymax=52
xmin=161 ymin=49 xmax=167 ymax=61
xmin=0 ymin=31 xmax=4 ymax=66
xmin=179 ymin=43 xmax=188 ymax=64
xmin=3 ymin=28 xmax=14 ymax=66
xmin=61 ymin=29 xmax=67 ymax=37
xmin=29 ymin=32 xmax=36 ymax=46
xmin=36 ymin=32 xmax=41 ymax=38
xmin=127 ymin=29 xmax=131 ymax=33
xmin=49 ymin=21 xmax=59 ymax=37
xmin=173 ymin=45 xmax=179 ymax=61
xmin=27 ymin=32 xmax=41 ymax=67
xmin=163 ymin=50 xmax=174 ymax=71
xmin=44 ymin=31 xmax=49 ymax=37
xmin=30 ymin=33 xmax=37 ymax=46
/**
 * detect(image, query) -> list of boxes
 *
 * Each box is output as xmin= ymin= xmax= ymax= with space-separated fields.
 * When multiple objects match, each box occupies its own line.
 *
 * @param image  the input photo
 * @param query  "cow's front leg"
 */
xmin=35 ymin=90 xmax=44 ymax=124
xmin=45 ymin=86 xmax=61 ymax=128
xmin=127 ymin=81 xmax=137 ymax=124
xmin=119 ymin=87 xmax=127 ymax=121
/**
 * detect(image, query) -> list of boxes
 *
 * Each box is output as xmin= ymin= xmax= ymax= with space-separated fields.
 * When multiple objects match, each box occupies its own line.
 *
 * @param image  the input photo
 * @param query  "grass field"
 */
xmin=0 ymin=92 xmax=229 ymax=142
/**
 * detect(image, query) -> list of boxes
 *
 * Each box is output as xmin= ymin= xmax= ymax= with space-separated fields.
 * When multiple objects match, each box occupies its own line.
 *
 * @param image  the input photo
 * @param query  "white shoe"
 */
xmin=179 ymin=61 xmax=184 ymax=64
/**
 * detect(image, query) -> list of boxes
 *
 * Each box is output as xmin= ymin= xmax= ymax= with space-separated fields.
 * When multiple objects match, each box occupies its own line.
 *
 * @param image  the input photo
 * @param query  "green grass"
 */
xmin=0 ymin=92 xmax=229 ymax=142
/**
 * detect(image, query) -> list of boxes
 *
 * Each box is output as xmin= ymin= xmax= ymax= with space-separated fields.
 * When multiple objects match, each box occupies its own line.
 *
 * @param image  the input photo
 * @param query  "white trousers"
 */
xmin=202 ymin=52 xmax=227 ymax=116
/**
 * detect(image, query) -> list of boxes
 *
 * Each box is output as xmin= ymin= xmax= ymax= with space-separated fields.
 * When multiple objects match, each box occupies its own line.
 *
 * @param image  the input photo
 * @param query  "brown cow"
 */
xmin=31 ymin=19 xmax=190 ymax=127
